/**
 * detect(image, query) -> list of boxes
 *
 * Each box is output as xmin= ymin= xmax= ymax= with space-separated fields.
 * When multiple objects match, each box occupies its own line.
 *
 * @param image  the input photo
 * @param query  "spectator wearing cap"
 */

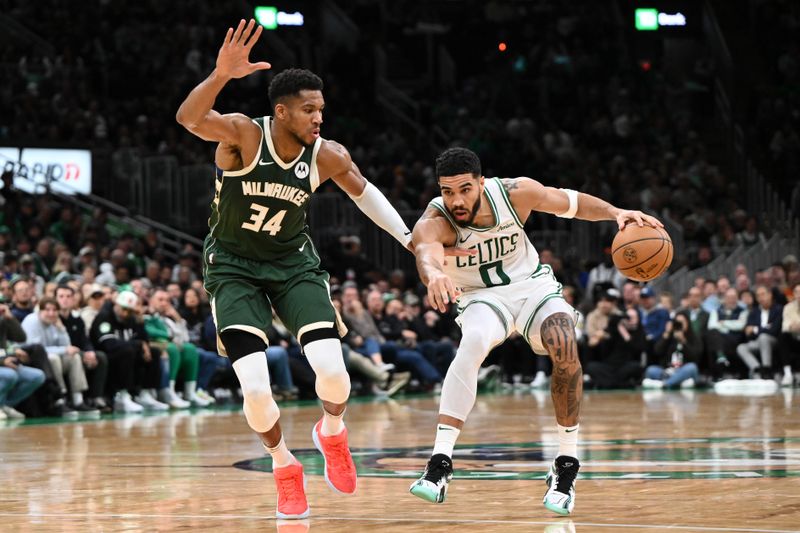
xmin=89 ymin=291 xmax=165 ymax=413
xmin=582 ymin=288 xmax=622 ymax=364
xmin=21 ymin=296 xmax=96 ymax=414
xmin=19 ymin=253 xmax=45 ymax=296
xmin=55 ymin=285 xmax=109 ymax=412
xmin=74 ymin=246 xmax=97 ymax=273
xmin=706 ymin=287 xmax=748 ymax=379
xmin=10 ymin=276 xmax=36 ymax=322
xmin=777 ymin=282 xmax=800 ymax=387
xmin=80 ymin=284 xmax=107 ymax=335
xmin=0 ymin=293 xmax=46 ymax=420
xmin=638 ymin=286 xmax=670 ymax=359
xmin=736 ymin=285 xmax=783 ymax=379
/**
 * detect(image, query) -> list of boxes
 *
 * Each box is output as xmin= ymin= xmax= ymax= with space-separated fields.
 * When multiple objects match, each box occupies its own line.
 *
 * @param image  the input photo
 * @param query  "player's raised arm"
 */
xmin=500 ymin=177 xmax=663 ymax=231
xmin=176 ymin=19 xmax=270 ymax=144
xmin=411 ymin=208 xmax=461 ymax=312
xmin=317 ymin=140 xmax=414 ymax=251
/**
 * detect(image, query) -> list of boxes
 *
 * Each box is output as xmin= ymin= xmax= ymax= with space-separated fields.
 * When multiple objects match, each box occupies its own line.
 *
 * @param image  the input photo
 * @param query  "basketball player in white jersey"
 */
xmin=409 ymin=147 xmax=662 ymax=515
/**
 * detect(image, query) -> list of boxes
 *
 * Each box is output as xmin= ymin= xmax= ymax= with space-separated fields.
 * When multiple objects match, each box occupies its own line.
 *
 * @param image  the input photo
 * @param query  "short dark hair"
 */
xmin=435 ymin=147 xmax=481 ymax=179
xmin=55 ymin=284 xmax=75 ymax=296
xmin=268 ymin=69 xmax=323 ymax=109
xmin=39 ymin=296 xmax=59 ymax=310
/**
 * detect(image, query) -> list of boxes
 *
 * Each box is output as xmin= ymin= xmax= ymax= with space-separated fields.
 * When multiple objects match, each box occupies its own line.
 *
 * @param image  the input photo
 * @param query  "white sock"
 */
xmin=266 ymin=436 xmax=295 ymax=468
xmin=557 ymin=423 xmax=579 ymax=459
xmin=185 ymin=381 xmax=197 ymax=398
xmin=784 ymin=365 xmax=792 ymax=376
xmin=321 ymin=408 xmax=345 ymax=436
xmin=432 ymin=423 xmax=461 ymax=458
xmin=71 ymin=392 xmax=84 ymax=406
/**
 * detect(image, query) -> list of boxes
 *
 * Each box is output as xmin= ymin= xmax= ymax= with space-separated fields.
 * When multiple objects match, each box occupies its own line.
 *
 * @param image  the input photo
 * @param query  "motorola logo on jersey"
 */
xmin=294 ymin=161 xmax=309 ymax=179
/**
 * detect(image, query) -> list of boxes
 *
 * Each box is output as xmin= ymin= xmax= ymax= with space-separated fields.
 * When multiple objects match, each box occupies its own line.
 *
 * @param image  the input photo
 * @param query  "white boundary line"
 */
xmin=0 ymin=513 xmax=798 ymax=532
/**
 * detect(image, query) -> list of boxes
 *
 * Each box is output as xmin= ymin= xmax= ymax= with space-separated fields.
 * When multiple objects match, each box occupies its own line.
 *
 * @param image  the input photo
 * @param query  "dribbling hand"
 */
xmin=217 ymin=19 xmax=271 ymax=80
xmin=616 ymin=209 xmax=663 ymax=231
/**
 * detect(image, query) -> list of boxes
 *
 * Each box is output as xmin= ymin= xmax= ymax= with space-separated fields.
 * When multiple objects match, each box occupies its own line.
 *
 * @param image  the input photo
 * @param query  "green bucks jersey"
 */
xmin=208 ymin=116 xmax=323 ymax=261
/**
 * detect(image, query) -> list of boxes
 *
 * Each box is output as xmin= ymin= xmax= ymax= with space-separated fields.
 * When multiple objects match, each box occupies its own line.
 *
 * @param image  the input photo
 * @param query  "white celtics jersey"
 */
xmin=429 ymin=178 xmax=540 ymax=292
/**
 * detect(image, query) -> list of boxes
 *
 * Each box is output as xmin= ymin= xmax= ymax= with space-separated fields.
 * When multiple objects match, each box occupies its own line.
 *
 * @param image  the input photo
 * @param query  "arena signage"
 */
xmin=635 ymin=8 xmax=688 ymax=31
xmin=254 ymin=6 xmax=305 ymax=30
xmin=0 ymin=147 xmax=92 ymax=195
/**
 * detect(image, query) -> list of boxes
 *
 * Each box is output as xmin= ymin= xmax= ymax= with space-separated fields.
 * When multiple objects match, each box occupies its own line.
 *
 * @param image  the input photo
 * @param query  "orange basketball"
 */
xmin=611 ymin=223 xmax=673 ymax=282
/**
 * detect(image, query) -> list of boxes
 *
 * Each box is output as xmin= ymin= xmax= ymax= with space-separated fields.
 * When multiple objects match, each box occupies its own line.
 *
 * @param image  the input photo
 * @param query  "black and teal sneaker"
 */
xmin=543 ymin=455 xmax=580 ymax=515
xmin=409 ymin=454 xmax=453 ymax=503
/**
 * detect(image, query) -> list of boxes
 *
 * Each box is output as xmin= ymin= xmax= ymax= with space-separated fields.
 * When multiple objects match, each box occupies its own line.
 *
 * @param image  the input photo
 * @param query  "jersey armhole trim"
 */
xmin=429 ymin=201 xmax=461 ymax=239
xmin=309 ymin=137 xmax=323 ymax=192
xmin=493 ymin=178 xmax=525 ymax=228
xmin=221 ymin=117 xmax=265 ymax=177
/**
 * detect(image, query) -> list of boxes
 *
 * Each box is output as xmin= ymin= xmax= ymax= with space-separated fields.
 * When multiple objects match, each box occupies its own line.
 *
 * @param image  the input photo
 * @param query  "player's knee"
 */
xmin=219 ymin=329 xmax=267 ymax=363
xmin=458 ymin=328 xmax=496 ymax=359
xmin=540 ymin=312 xmax=579 ymax=362
xmin=242 ymin=388 xmax=280 ymax=433
xmin=315 ymin=371 xmax=351 ymax=404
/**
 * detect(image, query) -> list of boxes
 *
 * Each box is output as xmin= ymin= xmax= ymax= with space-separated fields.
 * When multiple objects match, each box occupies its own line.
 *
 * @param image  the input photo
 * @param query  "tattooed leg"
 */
xmin=540 ymin=312 xmax=582 ymax=427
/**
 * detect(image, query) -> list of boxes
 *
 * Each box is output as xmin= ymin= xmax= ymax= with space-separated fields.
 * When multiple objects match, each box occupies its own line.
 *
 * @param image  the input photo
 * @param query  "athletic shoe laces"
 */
xmin=554 ymin=458 xmax=579 ymax=494
xmin=423 ymin=455 xmax=452 ymax=483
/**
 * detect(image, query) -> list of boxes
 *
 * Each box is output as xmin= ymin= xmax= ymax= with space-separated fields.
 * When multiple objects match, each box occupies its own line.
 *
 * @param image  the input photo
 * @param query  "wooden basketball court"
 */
xmin=1 ymin=390 xmax=798 ymax=532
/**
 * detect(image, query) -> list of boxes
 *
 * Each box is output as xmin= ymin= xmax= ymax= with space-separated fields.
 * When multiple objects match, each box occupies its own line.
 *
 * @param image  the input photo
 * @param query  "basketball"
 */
xmin=611 ymin=223 xmax=673 ymax=282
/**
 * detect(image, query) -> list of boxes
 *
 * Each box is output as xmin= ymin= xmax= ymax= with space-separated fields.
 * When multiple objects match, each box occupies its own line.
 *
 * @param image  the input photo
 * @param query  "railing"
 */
xmin=651 ymin=233 xmax=796 ymax=298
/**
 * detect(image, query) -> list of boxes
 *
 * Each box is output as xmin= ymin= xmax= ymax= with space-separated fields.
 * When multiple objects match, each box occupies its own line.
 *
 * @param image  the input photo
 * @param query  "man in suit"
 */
xmin=736 ymin=285 xmax=784 ymax=378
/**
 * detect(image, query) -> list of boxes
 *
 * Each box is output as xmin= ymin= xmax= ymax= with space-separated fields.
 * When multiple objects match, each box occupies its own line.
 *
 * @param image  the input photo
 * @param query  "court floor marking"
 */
xmin=1 ymin=513 xmax=797 ymax=532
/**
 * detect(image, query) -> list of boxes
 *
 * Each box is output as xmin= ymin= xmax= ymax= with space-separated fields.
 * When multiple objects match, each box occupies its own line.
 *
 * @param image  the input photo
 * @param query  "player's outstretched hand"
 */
xmin=427 ymin=272 xmax=461 ymax=313
xmin=217 ymin=19 xmax=271 ymax=79
xmin=616 ymin=210 xmax=663 ymax=231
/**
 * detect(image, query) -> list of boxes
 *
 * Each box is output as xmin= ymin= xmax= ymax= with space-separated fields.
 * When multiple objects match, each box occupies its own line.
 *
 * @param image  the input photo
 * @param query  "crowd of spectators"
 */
xmin=578 ymin=257 xmax=800 ymax=391
xmin=2 ymin=1 xmax=799 ymax=421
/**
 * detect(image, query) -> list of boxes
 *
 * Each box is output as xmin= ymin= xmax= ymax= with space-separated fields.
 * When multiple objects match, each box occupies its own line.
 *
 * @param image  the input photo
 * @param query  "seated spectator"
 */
xmin=0 ymin=295 xmax=46 ymax=419
xmin=736 ymin=285 xmax=783 ymax=379
xmin=80 ymin=283 xmax=107 ymax=334
xmin=402 ymin=293 xmax=456 ymax=376
xmin=706 ymin=287 xmax=748 ymax=378
xmin=639 ymin=286 xmax=670 ymax=359
xmin=10 ymin=276 xmax=35 ymax=322
xmin=643 ymin=311 xmax=701 ymax=389
xmin=179 ymin=288 xmax=219 ymax=402
xmin=90 ymin=291 xmax=165 ymax=413
xmin=146 ymin=289 xmax=210 ymax=408
xmin=582 ymin=288 xmax=621 ymax=364
xmin=701 ymin=279 xmax=720 ymax=313
xmin=584 ymin=307 xmax=645 ymax=389
xmin=777 ymin=282 xmax=800 ymax=387
xmin=55 ymin=285 xmax=110 ymax=412
xmin=21 ymin=297 xmax=97 ymax=414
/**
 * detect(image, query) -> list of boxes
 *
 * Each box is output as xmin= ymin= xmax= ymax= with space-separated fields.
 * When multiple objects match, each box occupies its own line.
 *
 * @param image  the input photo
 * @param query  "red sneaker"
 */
xmin=312 ymin=419 xmax=357 ymax=494
xmin=273 ymin=461 xmax=310 ymax=519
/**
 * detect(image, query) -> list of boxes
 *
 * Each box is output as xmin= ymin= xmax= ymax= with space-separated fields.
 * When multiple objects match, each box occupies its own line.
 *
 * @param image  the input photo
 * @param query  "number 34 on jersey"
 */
xmin=241 ymin=203 xmax=286 ymax=235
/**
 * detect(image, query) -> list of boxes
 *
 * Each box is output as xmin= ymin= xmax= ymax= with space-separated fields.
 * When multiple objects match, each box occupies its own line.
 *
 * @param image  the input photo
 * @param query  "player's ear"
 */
xmin=274 ymin=103 xmax=287 ymax=120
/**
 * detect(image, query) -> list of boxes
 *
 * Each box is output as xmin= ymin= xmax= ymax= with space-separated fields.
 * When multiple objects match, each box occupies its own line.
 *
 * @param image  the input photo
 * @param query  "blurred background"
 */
xmin=0 ymin=0 xmax=799 ymax=416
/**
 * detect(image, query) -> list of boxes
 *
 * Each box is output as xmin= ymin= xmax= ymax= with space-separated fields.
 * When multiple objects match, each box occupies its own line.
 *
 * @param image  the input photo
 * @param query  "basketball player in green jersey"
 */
xmin=176 ymin=19 xmax=418 ymax=519
xmin=409 ymin=148 xmax=662 ymax=515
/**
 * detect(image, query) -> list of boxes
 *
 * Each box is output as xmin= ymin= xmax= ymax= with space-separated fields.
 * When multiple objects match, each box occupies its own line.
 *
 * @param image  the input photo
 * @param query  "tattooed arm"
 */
xmin=500 ymin=177 xmax=662 ymax=230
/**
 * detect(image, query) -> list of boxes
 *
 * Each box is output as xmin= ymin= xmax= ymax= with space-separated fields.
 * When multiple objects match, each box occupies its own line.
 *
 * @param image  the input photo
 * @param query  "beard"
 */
xmin=448 ymin=196 xmax=482 ymax=228
xmin=290 ymin=129 xmax=314 ymax=148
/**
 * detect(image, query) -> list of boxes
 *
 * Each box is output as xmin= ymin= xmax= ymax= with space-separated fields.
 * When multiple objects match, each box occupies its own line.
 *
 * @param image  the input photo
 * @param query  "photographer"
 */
xmin=643 ymin=311 xmax=701 ymax=389
xmin=584 ymin=307 xmax=645 ymax=389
